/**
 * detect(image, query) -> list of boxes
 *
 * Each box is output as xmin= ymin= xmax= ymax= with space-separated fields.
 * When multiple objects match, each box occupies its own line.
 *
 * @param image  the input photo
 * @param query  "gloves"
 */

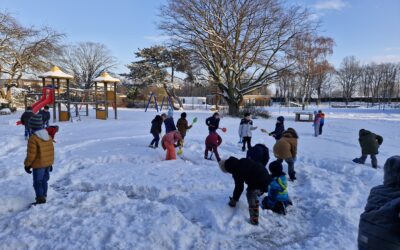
xmin=49 ymin=166 xmax=53 ymax=172
xmin=24 ymin=166 xmax=32 ymax=174
xmin=228 ymin=197 xmax=237 ymax=207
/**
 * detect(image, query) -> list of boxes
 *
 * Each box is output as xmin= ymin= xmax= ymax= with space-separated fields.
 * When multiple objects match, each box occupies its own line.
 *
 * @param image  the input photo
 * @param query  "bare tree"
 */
xmin=0 ymin=12 xmax=64 ymax=101
xmin=290 ymin=33 xmax=334 ymax=108
xmin=60 ymin=42 xmax=117 ymax=89
xmin=336 ymin=56 xmax=361 ymax=105
xmin=313 ymin=60 xmax=335 ymax=105
xmin=160 ymin=0 xmax=312 ymax=115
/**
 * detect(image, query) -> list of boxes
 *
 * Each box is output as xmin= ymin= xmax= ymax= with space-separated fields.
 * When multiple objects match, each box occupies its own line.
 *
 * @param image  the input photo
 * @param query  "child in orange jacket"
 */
xmin=161 ymin=131 xmax=182 ymax=160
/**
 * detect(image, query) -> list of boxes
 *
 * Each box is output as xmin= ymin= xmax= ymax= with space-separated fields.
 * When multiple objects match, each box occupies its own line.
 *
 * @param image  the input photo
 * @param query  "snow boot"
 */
xmin=289 ymin=173 xmax=296 ymax=182
xmin=352 ymin=158 xmax=364 ymax=164
xmin=249 ymin=206 xmax=259 ymax=225
xmin=33 ymin=196 xmax=46 ymax=205
xmin=273 ymin=202 xmax=287 ymax=215
xmin=148 ymin=145 xmax=154 ymax=148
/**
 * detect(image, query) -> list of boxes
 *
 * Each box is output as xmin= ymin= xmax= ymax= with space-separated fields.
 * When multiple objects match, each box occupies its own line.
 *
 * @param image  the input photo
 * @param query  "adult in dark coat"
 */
xmin=219 ymin=156 xmax=272 ymax=225
xmin=149 ymin=115 xmax=163 ymax=148
xmin=353 ymin=129 xmax=383 ymax=168
xmin=358 ymin=156 xmax=400 ymax=250
xmin=20 ymin=107 xmax=34 ymax=139
xmin=206 ymin=112 xmax=220 ymax=133
xmin=38 ymin=105 xmax=51 ymax=127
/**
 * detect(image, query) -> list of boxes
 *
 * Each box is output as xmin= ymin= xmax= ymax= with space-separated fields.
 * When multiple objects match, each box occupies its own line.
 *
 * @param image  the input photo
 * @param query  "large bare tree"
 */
xmin=60 ymin=42 xmax=117 ymax=89
xmin=0 ymin=12 xmax=64 ymax=101
xmin=336 ymin=56 xmax=362 ymax=105
xmin=160 ymin=0 xmax=312 ymax=115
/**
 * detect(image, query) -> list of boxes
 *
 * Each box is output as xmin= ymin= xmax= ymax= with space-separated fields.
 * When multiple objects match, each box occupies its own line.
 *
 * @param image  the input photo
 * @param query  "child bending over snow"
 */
xmin=161 ymin=130 xmax=182 ymax=160
xmin=262 ymin=160 xmax=292 ymax=215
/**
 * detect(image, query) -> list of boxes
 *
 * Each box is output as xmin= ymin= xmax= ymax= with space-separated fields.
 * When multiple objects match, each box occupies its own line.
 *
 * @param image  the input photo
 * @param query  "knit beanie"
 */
xmin=383 ymin=156 xmax=400 ymax=187
xmin=269 ymin=160 xmax=284 ymax=177
xmin=29 ymin=114 xmax=44 ymax=131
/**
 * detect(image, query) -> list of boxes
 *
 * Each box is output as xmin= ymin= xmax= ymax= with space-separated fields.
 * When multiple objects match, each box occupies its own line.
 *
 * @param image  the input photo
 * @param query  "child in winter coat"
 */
xmin=269 ymin=116 xmax=285 ymax=141
xmin=353 ymin=129 xmax=383 ymax=169
xmin=318 ymin=110 xmax=325 ymax=135
xmin=161 ymin=130 xmax=182 ymax=160
xmin=24 ymin=114 xmax=54 ymax=205
xmin=358 ymin=156 xmax=400 ymax=249
xmin=313 ymin=111 xmax=321 ymax=137
xmin=218 ymin=156 xmax=272 ymax=225
xmin=246 ymin=144 xmax=270 ymax=167
xmin=206 ymin=112 xmax=220 ymax=133
xmin=238 ymin=113 xmax=257 ymax=151
xmin=176 ymin=112 xmax=192 ymax=140
xmin=20 ymin=106 xmax=34 ymax=139
xmin=205 ymin=131 xmax=222 ymax=161
xmin=162 ymin=113 xmax=176 ymax=133
xmin=149 ymin=115 xmax=164 ymax=148
xmin=39 ymin=105 xmax=51 ymax=127
xmin=262 ymin=160 xmax=291 ymax=215
xmin=273 ymin=128 xmax=298 ymax=181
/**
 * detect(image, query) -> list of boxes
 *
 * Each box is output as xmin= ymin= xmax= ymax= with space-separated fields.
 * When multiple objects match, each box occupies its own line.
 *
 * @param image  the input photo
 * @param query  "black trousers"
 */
xmin=242 ymin=137 xmax=252 ymax=150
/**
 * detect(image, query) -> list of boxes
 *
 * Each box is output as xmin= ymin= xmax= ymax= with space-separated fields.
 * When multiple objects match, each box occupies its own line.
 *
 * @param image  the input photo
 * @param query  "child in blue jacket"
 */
xmin=262 ymin=160 xmax=292 ymax=215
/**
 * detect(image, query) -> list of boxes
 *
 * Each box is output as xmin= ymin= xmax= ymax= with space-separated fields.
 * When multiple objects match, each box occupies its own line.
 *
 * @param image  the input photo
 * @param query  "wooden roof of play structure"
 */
xmin=93 ymin=72 xmax=120 ymax=83
xmin=39 ymin=66 xmax=73 ymax=79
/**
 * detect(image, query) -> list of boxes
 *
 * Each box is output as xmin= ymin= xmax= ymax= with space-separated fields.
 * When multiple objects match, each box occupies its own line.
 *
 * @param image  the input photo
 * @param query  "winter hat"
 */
xmin=181 ymin=112 xmax=187 ymax=119
xmin=29 ymin=114 xmax=44 ymax=131
xmin=168 ymin=108 xmax=174 ymax=118
xmin=269 ymin=160 xmax=284 ymax=177
xmin=383 ymin=156 xmax=400 ymax=187
xmin=44 ymin=105 xmax=50 ymax=110
xmin=213 ymin=112 xmax=219 ymax=117
xmin=26 ymin=106 xmax=33 ymax=111
xmin=277 ymin=116 xmax=284 ymax=122
xmin=247 ymin=144 xmax=270 ymax=167
xmin=161 ymin=113 xmax=167 ymax=119
xmin=244 ymin=112 xmax=251 ymax=118
xmin=218 ymin=159 xmax=227 ymax=173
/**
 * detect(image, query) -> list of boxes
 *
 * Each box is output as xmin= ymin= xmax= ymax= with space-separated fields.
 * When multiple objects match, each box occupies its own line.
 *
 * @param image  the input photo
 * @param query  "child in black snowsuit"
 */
xmin=269 ymin=116 xmax=285 ymax=141
xmin=20 ymin=107 xmax=34 ymax=139
xmin=219 ymin=153 xmax=272 ymax=226
xmin=149 ymin=115 xmax=164 ymax=148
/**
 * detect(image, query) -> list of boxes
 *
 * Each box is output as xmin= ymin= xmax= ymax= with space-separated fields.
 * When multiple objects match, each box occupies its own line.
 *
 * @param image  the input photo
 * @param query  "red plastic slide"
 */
xmin=32 ymin=88 xmax=55 ymax=113
xmin=31 ymin=87 xmax=47 ymax=110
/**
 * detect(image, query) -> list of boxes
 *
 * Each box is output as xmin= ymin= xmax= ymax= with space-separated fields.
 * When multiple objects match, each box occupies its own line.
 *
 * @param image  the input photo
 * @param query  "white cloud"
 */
xmin=370 ymin=55 xmax=400 ymax=64
xmin=143 ymin=35 xmax=170 ymax=43
xmin=384 ymin=47 xmax=400 ymax=52
xmin=314 ymin=0 xmax=348 ymax=11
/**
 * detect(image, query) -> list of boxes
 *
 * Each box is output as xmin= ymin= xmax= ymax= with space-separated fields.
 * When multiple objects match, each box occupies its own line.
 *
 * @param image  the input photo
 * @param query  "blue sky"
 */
xmin=1 ymin=0 xmax=399 ymax=73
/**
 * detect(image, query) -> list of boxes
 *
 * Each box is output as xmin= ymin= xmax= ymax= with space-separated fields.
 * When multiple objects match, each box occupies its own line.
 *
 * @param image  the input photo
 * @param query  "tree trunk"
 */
xmin=227 ymin=101 xmax=240 ymax=116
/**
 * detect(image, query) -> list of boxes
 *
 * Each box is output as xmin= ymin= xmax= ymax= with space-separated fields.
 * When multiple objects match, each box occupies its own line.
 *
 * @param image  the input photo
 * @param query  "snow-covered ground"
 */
xmin=0 ymin=107 xmax=399 ymax=250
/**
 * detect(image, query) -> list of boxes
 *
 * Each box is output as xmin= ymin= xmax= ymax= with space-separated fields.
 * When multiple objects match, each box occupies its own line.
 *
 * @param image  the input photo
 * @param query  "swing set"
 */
xmin=144 ymin=92 xmax=174 ymax=112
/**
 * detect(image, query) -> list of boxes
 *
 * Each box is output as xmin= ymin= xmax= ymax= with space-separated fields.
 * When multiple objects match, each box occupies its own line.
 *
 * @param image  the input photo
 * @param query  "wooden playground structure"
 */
xmin=24 ymin=66 xmax=120 ymax=122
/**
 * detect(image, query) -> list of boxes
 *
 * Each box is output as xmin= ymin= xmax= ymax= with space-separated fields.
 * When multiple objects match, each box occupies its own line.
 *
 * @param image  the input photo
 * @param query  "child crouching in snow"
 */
xmin=204 ymin=131 xmax=222 ymax=162
xmin=161 ymin=130 xmax=182 ymax=160
xmin=262 ymin=160 xmax=292 ymax=215
xmin=24 ymin=114 xmax=54 ymax=205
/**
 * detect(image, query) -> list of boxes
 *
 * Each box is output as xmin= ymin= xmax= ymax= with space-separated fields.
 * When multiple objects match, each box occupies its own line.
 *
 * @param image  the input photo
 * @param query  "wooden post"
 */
xmin=104 ymin=83 xmax=108 ymax=119
xmin=86 ymin=104 xmax=89 ymax=116
xmin=75 ymin=104 xmax=78 ymax=117
xmin=52 ymin=78 xmax=56 ymax=123
xmin=114 ymin=82 xmax=117 ymax=119
xmin=95 ymin=82 xmax=98 ymax=113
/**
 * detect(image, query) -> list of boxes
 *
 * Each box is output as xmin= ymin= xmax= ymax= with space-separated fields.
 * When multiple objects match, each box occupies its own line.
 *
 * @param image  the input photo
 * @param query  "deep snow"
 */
xmin=0 ymin=107 xmax=399 ymax=250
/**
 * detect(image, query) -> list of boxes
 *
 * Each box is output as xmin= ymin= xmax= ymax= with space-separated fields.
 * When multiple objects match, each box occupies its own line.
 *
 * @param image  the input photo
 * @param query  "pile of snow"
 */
xmin=0 ymin=107 xmax=399 ymax=249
